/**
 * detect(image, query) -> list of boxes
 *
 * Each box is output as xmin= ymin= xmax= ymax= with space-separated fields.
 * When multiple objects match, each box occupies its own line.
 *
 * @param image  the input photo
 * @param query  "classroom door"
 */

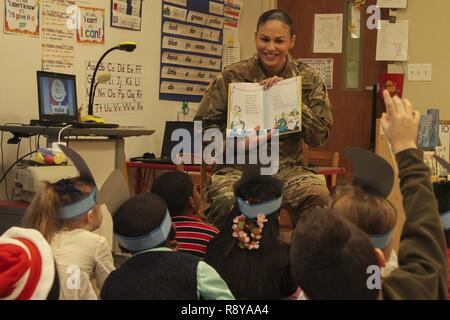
xmin=278 ymin=0 xmax=387 ymax=177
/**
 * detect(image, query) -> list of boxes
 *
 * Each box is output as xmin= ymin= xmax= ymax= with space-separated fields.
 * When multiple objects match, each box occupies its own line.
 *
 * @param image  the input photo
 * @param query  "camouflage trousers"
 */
xmin=203 ymin=164 xmax=330 ymax=227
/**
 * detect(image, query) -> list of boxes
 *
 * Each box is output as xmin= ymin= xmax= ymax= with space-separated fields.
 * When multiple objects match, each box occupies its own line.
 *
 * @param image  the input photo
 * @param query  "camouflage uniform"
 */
xmin=194 ymin=54 xmax=334 ymax=226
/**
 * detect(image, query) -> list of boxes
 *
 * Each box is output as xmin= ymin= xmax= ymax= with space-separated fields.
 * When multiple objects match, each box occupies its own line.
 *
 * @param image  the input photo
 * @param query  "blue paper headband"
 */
xmin=441 ymin=211 xmax=450 ymax=231
xmin=58 ymin=188 xmax=97 ymax=220
xmin=236 ymin=196 xmax=283 ymax=219
xmin=115 ymin=211 xmax=172 ymax=252
xmin=369 ymin=230 xmax=393 ymax=250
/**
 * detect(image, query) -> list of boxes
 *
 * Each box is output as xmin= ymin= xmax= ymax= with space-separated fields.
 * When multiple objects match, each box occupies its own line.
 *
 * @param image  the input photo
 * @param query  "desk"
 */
xmin=127 ymin=162 xmax=345 ymax=194
xmin=0 ymin=125 xmax=155 ymax=250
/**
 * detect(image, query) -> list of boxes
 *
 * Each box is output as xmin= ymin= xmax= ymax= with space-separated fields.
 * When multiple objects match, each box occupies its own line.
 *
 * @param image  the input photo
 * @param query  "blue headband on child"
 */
xmin=236 ymin=196 xmax=283 ymax=219
xmin=58 ymin=188 xmax=97 ymax=220
xmin=115 ymin=211 xmax=172 ymax=252
xmin=441 ymin=211 xmax=450 ymax=231
xmin=369 ymin=230 xmax=393 ymax=250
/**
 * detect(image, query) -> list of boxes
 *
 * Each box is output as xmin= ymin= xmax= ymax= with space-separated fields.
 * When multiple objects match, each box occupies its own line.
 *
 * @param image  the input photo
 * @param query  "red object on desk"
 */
xmin=0 ymin=200 xmax=29 ymax=208
xmin=127 ymin=162 xmax=345 ymax=194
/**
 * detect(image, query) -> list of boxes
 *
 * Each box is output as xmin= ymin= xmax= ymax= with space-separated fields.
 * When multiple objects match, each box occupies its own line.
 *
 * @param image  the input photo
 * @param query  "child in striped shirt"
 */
xmin=151 ymin=171 xmax=219 ymax=258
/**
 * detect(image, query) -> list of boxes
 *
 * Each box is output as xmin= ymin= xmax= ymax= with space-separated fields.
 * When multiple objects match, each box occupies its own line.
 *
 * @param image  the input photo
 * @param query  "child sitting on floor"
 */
xmin=100 ymin=192 xmax=234 ymax=300
xmin=290 ymin=91 xmax=448 ymax=299
xmin=151 ymin=171 xmax=219 ymax=258
xmin=205 ymin=166 xmax=297 ymax=299
xmin=22 ymin=146 xmax=115 ymax=300
xmin=330 ymin=147 xmax=398 ymax=278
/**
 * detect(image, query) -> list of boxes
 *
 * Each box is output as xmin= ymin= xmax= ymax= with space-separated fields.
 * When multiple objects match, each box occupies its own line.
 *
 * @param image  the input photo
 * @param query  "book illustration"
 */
xmin=227 ymin=76 xmax=302 ymax=136
xmin=427 ymin=108 xmax=440 ymax=149
xmin=423 ymin=151 xmax=437 ymax=176
xmin=230 ymin=105 xmax=246 ymax=133
xmin=274 ymin=112 xmax=289 ymax=132
xmin=418 ymin=114 xmax=433 ymax=150
xmin=435 ymin=146 xmax=448 ymax=177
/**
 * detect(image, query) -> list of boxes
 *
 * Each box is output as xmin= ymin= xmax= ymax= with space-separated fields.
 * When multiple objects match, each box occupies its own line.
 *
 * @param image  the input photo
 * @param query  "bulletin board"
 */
xmin=159 ymin=0 xmax=225 ymax=102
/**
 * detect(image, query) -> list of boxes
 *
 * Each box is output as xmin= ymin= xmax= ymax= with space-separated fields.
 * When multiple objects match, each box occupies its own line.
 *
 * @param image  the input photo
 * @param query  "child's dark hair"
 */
xmin=113 ymin=192 xmax=175 ymax=254
xmin=151 ymin=171 xmax=194 ymax=216
xmin=433 ymin=180 xmax=450 ymax=247
xmin=330 ymin=184 xmax=397 ymax=244
xmin=257 ymin=9 xmax=294 ymax=36
xmin=290 ymin=207 xmax=380 ymax=300
xmin=205 ymin=181 xmax=295 ymax=299
xmin=22 ymin=178 xmax=95 ymax=242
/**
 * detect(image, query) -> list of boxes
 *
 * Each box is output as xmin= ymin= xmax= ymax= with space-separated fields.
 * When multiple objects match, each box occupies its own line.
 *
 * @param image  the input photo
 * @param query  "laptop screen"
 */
xmin=161 ymin=121 xmax=195 ymax=159
xmin=37 ymin=71 xmax=78 ymax=123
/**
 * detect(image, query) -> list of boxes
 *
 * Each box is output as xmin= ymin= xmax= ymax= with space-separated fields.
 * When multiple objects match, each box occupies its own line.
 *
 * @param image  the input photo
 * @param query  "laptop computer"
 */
xmin=33 ymin=71 xmax=118 ymax=128
xmin=131 ymin=121 xmax=195 ymax=165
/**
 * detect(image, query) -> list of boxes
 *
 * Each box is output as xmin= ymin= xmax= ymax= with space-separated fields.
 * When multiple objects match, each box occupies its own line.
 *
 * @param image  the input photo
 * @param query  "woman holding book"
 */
xmin=194 ymin=9 xmax=333 ymax=227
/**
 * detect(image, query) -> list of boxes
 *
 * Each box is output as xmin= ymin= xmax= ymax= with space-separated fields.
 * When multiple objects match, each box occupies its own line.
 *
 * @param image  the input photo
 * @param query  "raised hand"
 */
xmin=381 ymin=90 xmax=421 ymax=154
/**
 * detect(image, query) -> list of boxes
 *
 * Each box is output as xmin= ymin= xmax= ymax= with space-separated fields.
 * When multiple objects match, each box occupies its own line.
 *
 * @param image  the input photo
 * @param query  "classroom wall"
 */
xmin=388 ymin=0 xmax=450 ymax=120
xmin=0 ymin=0 xmax=275 ymax=201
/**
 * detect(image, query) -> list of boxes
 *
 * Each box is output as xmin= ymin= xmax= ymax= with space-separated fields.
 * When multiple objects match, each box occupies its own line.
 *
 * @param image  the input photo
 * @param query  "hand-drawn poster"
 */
xmin=313 ymin=14 xmax=343 ymax=53
xmin=4 ymin=0 xmax=40 ymax=37
xmin=160 ymin=0 xmax=224 ymax=102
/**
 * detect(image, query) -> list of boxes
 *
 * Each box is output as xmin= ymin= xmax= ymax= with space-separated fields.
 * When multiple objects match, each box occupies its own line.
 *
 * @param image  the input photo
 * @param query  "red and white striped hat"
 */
xmin=0 ymin=227 xmax=55 ymax=300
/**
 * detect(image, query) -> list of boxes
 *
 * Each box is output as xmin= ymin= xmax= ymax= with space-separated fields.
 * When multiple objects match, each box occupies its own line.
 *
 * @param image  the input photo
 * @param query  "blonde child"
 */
xmin=22 ymin=147 xmax=115 ymax=300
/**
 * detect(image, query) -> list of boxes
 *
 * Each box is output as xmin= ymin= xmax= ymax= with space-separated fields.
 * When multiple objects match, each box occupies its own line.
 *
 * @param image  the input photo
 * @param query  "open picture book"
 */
xmin=227 ymin=76 xmax=302 ymax=136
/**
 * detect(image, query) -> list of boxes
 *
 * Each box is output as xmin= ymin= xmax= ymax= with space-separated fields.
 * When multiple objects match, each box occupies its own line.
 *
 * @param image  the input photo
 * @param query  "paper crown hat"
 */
xmin=58 ymin=145 xmax=130 ymax=219
xmin=60 ymin=146 xmax=171 ymax=251
xmin=344 ymin=147 xmax=394 ymax=198
xmin=233 ymin=164 xmax=284 ymax=218
xmin=344 ymin=147 xmax=396 ymax=249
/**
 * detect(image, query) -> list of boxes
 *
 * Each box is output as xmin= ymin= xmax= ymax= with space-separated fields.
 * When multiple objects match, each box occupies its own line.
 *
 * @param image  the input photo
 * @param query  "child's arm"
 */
xmin=380 ymin=91 xmax=448 ymax=299
xmin=382 ymin=148 xmax=448 ymax=299
xmin=196 ymin=261 xmax=235 ymax=300
xmin=94 ymin=237 xmax=116 ymax=290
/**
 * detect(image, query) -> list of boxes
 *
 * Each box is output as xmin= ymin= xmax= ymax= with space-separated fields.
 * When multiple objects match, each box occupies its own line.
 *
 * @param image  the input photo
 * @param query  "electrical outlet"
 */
xmin=408 ymin=64 xmax=432 ymax=81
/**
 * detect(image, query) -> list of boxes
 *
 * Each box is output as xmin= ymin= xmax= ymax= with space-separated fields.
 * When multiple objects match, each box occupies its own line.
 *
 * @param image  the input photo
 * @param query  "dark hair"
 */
xmin=290 ymin=207 xmax=380 ymax=300
xmin=151 ymin=171 xmax=194 ymax=216
xmin=257 ymin=9 xmax=294 ymax=36
xmin=433 ymin=181 xmax=450 ymax=247
xmin=205 ymin=181 xmax=296 ymax=299
xmin=331 ymin=184 xmax=397 ymax=236
xmin=113 ymin=192 xmax=174 ymax=253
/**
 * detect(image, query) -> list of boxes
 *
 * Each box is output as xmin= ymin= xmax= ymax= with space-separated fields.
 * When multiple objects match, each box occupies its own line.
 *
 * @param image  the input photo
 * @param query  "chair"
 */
xmin=302 ymin=142 xmax=341 ymax=189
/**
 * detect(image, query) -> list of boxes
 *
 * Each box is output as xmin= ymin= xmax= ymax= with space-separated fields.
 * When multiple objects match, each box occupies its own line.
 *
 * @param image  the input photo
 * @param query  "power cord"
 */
xmin=58 ymin=124 xmax=73 ymax=145
xmin=0 ymin=130 xmax=8 ymax=200
xmin=10 ymin=140 xmax=22 ymax=200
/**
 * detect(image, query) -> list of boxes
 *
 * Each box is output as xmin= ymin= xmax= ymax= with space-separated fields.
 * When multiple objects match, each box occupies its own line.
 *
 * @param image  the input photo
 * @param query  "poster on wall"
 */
xmin=85 ymin=60 xmax=144 ymax=115
xmin=4 ymin=0 xmax=40 ymax=37
xmin=111 ymin=0 xmax=142 ymax=31
xmin=41 ymin=0 xmax=76 ymax=72
xmin=160 ymin=0 xmax=225 ymax=102
xmin=77 ymin=6 xmax=105 ymax=45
